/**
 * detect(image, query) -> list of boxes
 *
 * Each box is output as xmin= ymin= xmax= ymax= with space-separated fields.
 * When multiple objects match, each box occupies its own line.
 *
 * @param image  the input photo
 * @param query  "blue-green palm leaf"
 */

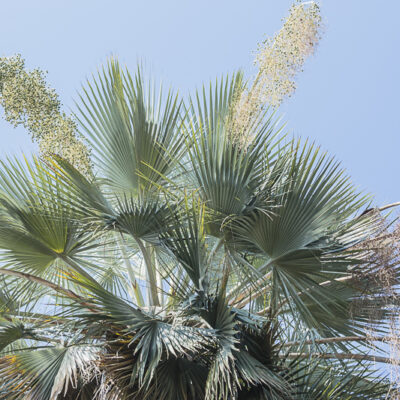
xmin=76 ymin=60 xmax=185 ymax=196
xmin=228 ymin=141 xmax=382 ymax=337
xmin=187 ymin=74 xmax=284 ymax=235
xmin=0 ymin=158 xmax=98 ymax=281
xmin=0 ymin=344 xmax=98 ymax=400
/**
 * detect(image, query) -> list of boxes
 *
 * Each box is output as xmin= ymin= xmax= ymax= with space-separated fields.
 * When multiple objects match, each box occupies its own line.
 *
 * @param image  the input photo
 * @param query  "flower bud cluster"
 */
xmin=0 ymin=55 xmax=92 ymax=175
xmin=227 ymin=1 xmax=322 ymax=148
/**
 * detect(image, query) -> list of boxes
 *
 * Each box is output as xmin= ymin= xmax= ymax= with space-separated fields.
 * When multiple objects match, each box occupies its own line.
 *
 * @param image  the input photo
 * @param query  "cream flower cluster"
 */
xmin=256 ymin=1 xmax=322 ymax=107
xmin=0 ymin=55 xmax=92 ymax=176
xmin=228 ymin=1 xmax=322 ymax=148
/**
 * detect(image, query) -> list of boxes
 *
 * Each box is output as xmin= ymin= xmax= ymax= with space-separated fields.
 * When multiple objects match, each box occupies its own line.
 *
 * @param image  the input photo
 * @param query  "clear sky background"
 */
xmin=0 ymin=0 xmax=399 ymax=206
xmin=0 ymin=0 xmax=398 ymax=379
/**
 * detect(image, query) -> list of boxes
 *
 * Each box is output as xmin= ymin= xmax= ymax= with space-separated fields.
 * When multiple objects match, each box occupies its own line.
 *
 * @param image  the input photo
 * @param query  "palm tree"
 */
xmin=0 ymin=61 xmax=397 ymax=399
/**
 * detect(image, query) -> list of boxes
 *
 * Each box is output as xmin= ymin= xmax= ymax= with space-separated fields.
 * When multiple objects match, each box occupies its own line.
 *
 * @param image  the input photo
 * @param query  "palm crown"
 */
xmin=0 ymin=61 xmax=398 ymax=400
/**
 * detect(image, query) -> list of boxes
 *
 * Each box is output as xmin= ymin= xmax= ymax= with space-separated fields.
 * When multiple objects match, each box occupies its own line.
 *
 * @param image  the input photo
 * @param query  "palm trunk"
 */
xmin=136 ymin=238 xmax=160 ymax=307
xmin=282 ymin=335 xmax=398 ymax=347
xmin=283 ymin=352 xmax=395 ymax=364
xmin=118 ymin=235 xmax=145 ymax=306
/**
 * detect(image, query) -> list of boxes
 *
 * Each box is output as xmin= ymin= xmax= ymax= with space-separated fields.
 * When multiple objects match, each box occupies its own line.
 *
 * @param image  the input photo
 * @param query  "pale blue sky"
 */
xmin=0 ymin=0 xmax=399 ymax=206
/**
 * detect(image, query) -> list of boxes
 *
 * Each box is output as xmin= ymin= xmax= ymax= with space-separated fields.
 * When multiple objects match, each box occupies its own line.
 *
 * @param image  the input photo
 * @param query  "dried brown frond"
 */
xmin=350 ymin=212 xmax=400 ymax=394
